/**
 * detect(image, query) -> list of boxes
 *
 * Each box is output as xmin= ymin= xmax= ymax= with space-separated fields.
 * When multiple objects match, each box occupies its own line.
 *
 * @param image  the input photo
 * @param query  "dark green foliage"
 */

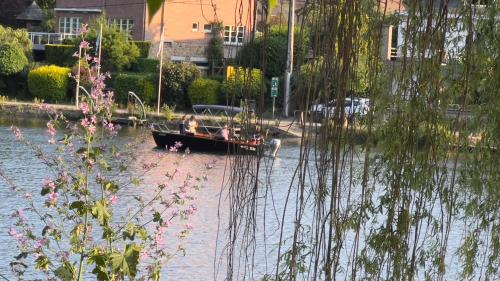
xmin=236 ymin=26 xmax=309 ymax=78
xmin=75 ymin=18 xmax=140 ymax=71
xmin=113 ymin=73 xmax=156 ymax=105
xmin=131 ymin=58 xmax=159 ymax=73
xmin=206 ymin=22 xmax=224 ymax=74
xmin=28 ymin=65 xmax=71 ymax=102
xmin=162 ymin=62 xmax=201 ymax=107
xmin=45 ymin=44 xmax=77 ymax=67
xmin=0 ymin=43 xmax=29 ymax=76
xmin=132 ymin=41 xmax=152 ymax=58
xmin=188 ymin=78 xmax=221 ymax=105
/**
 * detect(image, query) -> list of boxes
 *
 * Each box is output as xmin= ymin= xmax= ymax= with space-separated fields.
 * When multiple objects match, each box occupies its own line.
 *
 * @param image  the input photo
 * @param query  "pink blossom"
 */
xmin=185 ymin=223 xmax=194 ymax=230
xmin=88 ymin=125 xmax=97 ymax=135
xmin=140 ymin=250 xmax=149 ymax=261
xmin=79 ymin=40 xmax=90 ymax=49
xmin=81 ymin=118 xmax=90 ymax=128
xmin=46 ymin=192 xmax=59 ymax=205
xmin=24 ymin=193 xmax=33 ymax=200
xmin=169 ymin=146 xmax=178 ymax=153
xmin=77 ymin=24 xmax=89 ymax=35
xmin=174 ymin=141 xmax=183 ymax=148
xmin=8 ymin=227 xmax=17 ymax=237
xmin=79 ymin=102 xmax=90 ymax=114
xmin=110 ymin=195 xmax=118 ymax=205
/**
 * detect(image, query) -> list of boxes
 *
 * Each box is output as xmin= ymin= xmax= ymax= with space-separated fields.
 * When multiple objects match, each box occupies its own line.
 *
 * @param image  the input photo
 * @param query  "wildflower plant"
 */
xmin=3 ymin=25 xmax=207 ymax=280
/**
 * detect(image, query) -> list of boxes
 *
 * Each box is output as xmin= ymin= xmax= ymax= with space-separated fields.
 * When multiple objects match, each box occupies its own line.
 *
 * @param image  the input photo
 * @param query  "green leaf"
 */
xmin=123 ymin=223 xmax=136 ymax=241
xmin=110 ymin=244 xmax=141 ymax=278
xmin=54 ymin=261 xmax=76 ymax=281
xmin=34 ymin=255 xmax=51 ymax=272
xmin=92 ymin=200 xmax=111 ymax=226
xmin=147 ymin=0 xmax=164 ymax=23
xmin=69 ymin=200 xmax=86 ymax=215
xmin=104 ymin=181 xmax=119 ymax=193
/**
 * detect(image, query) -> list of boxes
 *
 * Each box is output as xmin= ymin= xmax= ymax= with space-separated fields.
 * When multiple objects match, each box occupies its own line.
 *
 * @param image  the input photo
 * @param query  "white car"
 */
xmin=311 ymin=98 xmax=370 ymax=121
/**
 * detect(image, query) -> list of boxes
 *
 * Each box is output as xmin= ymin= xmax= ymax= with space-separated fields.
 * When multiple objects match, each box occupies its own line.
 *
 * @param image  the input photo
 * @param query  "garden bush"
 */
xmin=162 ymin=62 xmax=201 ymax=107
xmin=132 ymin=41 xmax=152 ymax=58
xmin=113 ymin=72 xmax=156 ymax=105
xmin=28 ymin=65 xmax=71 ymax=102
xmin=188 ymin=78 xmax=221 ymax=105
xmin=131 ymin=58 xmax=159 ymax=73
xmin=0 ymin=26 xmax=32 ymax=57
xmin=45 ymin=44 xmax=77 ymax=66
xmin=0 ymin=43 xmax=29 ymax=76
xmin=222 ymin=67 xmax=263 ymax=100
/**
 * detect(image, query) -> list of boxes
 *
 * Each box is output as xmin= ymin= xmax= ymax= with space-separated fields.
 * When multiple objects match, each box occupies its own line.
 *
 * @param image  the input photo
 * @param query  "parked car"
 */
xmin=311 ymin=98 xmax=370 ymax=121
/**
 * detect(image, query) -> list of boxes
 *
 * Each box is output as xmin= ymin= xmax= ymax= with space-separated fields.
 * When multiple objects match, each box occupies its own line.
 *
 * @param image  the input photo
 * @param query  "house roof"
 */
xmin=16 ymin=1 xmax=44 ymax=21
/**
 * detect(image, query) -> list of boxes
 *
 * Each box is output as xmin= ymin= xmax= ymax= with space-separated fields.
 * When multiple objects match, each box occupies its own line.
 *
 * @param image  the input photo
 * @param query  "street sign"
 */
xmin=271 ymin=77 xmax=279 ymax=98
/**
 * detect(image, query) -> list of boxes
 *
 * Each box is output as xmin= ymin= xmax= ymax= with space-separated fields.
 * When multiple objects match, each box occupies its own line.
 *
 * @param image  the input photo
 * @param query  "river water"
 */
xmin=0 ymin=118 xmax=467 ymax=280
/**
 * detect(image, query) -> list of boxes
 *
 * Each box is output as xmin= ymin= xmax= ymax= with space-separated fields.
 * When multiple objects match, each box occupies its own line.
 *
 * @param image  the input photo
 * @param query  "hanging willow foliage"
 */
xmin=216 ymin=0 xmax=498 ymax=280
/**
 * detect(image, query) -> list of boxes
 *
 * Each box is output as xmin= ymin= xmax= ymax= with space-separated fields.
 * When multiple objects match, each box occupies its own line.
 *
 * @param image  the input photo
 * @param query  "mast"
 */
xmin=283 ymin=0 xmax=295 ymax=117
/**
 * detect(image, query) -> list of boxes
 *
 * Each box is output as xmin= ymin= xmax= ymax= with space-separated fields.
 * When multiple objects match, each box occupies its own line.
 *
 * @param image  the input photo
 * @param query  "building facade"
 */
xmin=54 ymin=0 xmax=256 ymax=66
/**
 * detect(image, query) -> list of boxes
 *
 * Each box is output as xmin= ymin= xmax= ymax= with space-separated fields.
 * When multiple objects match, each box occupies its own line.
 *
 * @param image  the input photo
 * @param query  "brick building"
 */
xmin=54 ymin=0 xmax=256 ymax=66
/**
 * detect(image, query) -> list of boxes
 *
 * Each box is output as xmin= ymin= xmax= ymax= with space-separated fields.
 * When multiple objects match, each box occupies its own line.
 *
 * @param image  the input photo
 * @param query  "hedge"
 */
xmin=28 ymin=65 xmax=71 ymax=102
xmin=132 ymin=41 xmax=152 ymax=58
xmin=188 ymin=78 xmax=221 ymax=105
xmin=45 ymin=44 xmax=77 ymax=67
xmin=0 ymin=43 xmax=28 ymax=76
xmin=131 ymin=58 xmax=159 ymax=73
xmin=113 ymin=73 xmax=156 ymax=105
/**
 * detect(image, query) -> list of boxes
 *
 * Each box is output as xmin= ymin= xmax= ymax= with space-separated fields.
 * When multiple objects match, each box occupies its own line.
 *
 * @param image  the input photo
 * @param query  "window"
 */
xmin=204 ymin=24 xmax=212 ymax=33
xmin=223 ymin=26 xmax=245 ymax=45
xmin=59 ymin=17 xmax=81 ymax=34
xmin=109 ymin=19 xmax=134 ymax=34
xmin=192 ymin=22 xmax=199 ymax=32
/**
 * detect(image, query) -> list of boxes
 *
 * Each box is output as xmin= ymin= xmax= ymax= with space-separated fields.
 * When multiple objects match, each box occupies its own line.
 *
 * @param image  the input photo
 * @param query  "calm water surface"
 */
xmin=0 ymin=118 xmax=465 ymax=280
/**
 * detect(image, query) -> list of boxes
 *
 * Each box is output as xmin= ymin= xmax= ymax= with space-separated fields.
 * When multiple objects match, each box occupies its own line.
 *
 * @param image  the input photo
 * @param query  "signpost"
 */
xmin=271 ymin=77 xmax=279 ymax=120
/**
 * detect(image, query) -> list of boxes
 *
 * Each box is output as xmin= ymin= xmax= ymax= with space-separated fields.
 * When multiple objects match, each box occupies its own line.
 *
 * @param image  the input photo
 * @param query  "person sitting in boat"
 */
xmin=187 ymin=115 xmax=198 ymax=135
xmin=179 ymin=115 xmax=187 ymax=134
xmin=215 ymin=125 xmax=230 ymax=141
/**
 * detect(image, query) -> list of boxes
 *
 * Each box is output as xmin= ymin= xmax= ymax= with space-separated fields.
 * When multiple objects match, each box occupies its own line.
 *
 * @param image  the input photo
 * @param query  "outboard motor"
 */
xmin=269 ymin=139 xmax=281 ymax=157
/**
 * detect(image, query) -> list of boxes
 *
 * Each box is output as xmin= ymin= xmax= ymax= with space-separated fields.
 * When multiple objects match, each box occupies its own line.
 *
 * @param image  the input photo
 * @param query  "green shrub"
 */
xmin=132 ymin=41 xmax=152 ymax=58
xmin=162 ymin=62 xmax=201 ymax=107
xmin=28 ymin=65 xmax=71 ymax=102
xmin=222 ymin=67 xmax=263 ymax=99
xmin=188 ymin=78 xmax=221 ymax=105
xmin=0 ymin=43 xmax=29 ymax=76
xmin=0 ymin=26 xmax=32 ymax=57
xmin=45 ymin=44 xmax=77 ymax=66
xmin=131 ymin=58 xmax=159 ymax=73
xmin=113 ymin=73 xmax=156 ymax=105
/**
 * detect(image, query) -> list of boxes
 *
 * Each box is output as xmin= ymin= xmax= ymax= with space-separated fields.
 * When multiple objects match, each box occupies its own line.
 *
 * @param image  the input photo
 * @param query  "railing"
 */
xmin=28 ymin=32 xmax=77 ymax=50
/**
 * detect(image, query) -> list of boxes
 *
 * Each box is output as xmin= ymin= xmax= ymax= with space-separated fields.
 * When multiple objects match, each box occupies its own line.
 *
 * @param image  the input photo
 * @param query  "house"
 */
xmin=16 ymin=1 xmax=44 ymax=30
xmin=54 ymin=0 xmax=257 ymax=67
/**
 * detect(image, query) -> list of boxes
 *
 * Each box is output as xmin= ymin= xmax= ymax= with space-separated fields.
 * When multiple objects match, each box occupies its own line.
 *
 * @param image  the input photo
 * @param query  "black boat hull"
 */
xmin=152 ymin=130 xmax=262 ymax=155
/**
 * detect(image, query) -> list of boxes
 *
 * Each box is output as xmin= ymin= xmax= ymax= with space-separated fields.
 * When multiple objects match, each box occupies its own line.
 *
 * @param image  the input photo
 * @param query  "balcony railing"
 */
xmin=28 ymin=32 xmax=76 ymax=50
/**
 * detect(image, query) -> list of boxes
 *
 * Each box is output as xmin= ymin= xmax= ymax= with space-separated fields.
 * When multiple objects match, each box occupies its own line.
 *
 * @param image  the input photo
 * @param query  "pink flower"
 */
xmin=8 ymin=227 xmax=17 ymax=237
xmin=79 ymin=102 xmax=90 ymax=114
xmin=79 ymin=40 xmax=90 ymax=49
xmin=77 ymin=24 xmax=89 ymax=35
xmin=46 ymin=192 xmax=59 ymax=206
xmin=24 ymin=193 xmax=32 ymax=200
xmin=185 ymin=223 xmax=194 ymax=230
xmin=140 ymin=250 xmax=149 ymax=261
xmin=110 ymin=195 xmax=118 ymax=205
xmin=169 ymin=146 xmax=178 ymax=153
xmin=174 ymin=141 xmax=183 ymax=148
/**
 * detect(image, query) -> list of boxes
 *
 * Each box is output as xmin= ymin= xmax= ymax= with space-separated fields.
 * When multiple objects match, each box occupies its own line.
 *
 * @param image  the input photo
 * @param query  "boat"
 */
xmin=151 ymin=105 xmax=281 ymax=155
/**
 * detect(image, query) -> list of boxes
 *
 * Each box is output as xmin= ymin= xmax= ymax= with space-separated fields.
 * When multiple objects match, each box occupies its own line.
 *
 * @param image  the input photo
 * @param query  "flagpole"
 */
xmin=76 ymin=45 xmax=82 ymax=108
xmin=156 ymin=2 xmax=165 ymax=114
xmin=97 ymin=21 xmax=103 ymax=77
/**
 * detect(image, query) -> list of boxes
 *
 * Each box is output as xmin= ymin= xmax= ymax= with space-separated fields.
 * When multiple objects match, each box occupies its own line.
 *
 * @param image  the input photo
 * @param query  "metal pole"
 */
xmin=283 ymin=0 xmax=295 ymax=117
xmin=75 ymin=46 xmax=82 ymax=108
xmin=272 ymin=97 xmax=276 ymax=120
xmin=156 ymin=3 xmax=166 ymax=114
xmin=97 ymin=22 xmax=103 ymax=77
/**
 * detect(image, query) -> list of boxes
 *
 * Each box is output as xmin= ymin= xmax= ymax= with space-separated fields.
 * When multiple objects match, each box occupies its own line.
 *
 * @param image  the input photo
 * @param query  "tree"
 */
xmin=0 ymin=43 xmax=28 ymax=76
xmin=206 ymin=22 xmax=224 ymax=75
xmin=236 ymin=26 xmax=309 ymax=78
xmin=221 ymin=67 xmax=263 ymax=101
xmin=74 ymin=16 xmax=140 ymax=71
xmin=0 ymin=26 xmax=32 ymax=57
xmin=162 ymin=62 xmax=201 ymax=107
